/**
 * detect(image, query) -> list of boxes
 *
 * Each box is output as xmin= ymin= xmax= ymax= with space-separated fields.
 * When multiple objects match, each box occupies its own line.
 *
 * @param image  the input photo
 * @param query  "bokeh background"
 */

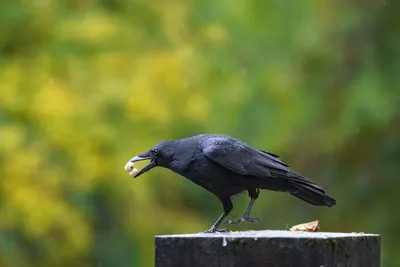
xmin=0 ymin=0 xmax=399 ymax=266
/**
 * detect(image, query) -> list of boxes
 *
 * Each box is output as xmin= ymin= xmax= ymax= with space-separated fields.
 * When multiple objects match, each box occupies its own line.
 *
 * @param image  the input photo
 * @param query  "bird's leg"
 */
xmin=203 ymin=212 xmax=230 ymax=233
xmin=225 ymin=189 xmax=260 ymax=225
xmin=203 ymin=198 xmax=233 ymax=233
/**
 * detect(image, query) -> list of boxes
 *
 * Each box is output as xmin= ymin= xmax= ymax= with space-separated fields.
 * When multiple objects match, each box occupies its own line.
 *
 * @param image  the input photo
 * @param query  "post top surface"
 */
xmin=156 ymin=230 xmax=379 ymax=239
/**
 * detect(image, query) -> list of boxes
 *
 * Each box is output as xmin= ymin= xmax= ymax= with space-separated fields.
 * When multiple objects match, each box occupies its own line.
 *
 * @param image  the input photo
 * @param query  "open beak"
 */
xmin=127 ymin=151 xmax=155 ymax=178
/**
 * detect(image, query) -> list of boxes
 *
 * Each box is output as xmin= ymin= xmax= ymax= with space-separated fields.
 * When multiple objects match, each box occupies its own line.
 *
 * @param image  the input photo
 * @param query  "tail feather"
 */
xmin=259 ymin=168 xmax=336 ymax=207
xmin=286 ymin=170 xmax=324 ymax=189
xmin=290 ymin=182 xmax=336 ymax=207
xmin=286 ymin=171 xmax=336 ymax=207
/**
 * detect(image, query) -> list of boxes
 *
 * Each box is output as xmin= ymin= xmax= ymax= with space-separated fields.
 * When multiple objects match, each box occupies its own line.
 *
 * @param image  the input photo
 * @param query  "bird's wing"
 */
xmin=203 ymin=142 xmax=252 ymax=175
xmin=203 ymin=137 xmax=289 ymax=177
xmin=259 ymin=149 xmax=289 ymax=167
xmin=203 ymin=136 xmax=325 ymax=189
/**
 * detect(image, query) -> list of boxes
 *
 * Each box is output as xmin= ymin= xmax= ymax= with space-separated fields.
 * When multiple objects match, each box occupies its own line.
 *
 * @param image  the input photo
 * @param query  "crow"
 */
xmin=126 ymin=134 xmax=336 ymax=233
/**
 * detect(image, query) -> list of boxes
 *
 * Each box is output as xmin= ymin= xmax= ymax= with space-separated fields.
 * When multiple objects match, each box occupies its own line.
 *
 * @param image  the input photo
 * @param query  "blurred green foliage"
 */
xmin=0 ymin=0 xmax=399 ymax=266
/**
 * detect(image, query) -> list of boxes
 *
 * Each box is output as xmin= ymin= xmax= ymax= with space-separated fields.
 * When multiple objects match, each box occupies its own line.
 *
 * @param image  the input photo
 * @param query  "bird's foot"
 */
xmin=202 ymin=228 xmax=230 ymax=234
xmin=224 ymin=216 xmax=259 ymax=225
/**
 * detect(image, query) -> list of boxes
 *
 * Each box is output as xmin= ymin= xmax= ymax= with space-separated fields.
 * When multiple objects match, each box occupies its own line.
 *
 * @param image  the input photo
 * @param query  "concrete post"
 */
xmin=155 ymin=230 xmax=380 ymax=267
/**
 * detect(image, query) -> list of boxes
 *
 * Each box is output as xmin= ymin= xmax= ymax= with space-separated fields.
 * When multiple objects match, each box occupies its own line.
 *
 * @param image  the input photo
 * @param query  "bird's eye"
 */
xmin=152 ymin=149 xmax=159 ymax=155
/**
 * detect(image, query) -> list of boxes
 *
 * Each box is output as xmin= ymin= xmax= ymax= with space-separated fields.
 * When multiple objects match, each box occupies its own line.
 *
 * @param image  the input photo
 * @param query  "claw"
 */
xmin=224 ymin=217 xmax=259 ymax=225
xmin=202 ymin=228 xmax=230 ymax=233
xmin=246 ymin=217 xmax=259 ymax=223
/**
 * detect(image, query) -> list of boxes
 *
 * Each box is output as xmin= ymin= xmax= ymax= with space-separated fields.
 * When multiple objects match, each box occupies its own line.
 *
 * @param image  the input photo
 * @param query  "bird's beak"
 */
xmin=127 ymin=151 xmax=155 ymax=178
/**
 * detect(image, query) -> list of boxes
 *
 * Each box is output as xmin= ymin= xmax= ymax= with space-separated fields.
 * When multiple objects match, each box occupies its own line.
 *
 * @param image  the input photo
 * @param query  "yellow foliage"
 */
xmin=6 ymin=185 xmax=90 ymax=253
xmin=2 ymin=147 xmax=43 ymax=180
xmin=126 ymin=47 xmax=204 ymax=124
xmin=57 ymin=13 xmax=117 ymax=44
xmin=201 ymin=24 xmax=230 ymax=45
xmin=0 ymin=126 xmax=23 ymax=152
xmin=32 ymin=79 xmax=77 ymax=118
xmin=152 ymin=1 xmax=190 ymax=45
xmin=0 ymin=62 xmax=23 ymax=110
xmin=184 ymin=93 xmax=209 ymax=123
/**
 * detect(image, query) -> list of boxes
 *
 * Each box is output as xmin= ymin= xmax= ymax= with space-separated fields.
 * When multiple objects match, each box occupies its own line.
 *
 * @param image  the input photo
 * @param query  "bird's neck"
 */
xmin=167 ymin=142 xmax=195 ymax=175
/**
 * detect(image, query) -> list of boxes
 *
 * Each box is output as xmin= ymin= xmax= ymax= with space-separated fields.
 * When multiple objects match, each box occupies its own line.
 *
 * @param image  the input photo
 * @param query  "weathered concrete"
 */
xmin=155 ymin=230 xmax=380 ymax=267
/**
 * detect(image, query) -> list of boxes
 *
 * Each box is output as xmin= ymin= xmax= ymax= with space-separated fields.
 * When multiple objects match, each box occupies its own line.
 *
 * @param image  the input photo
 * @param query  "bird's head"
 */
xmin=126 ymin=140 xmax=176 ymax=178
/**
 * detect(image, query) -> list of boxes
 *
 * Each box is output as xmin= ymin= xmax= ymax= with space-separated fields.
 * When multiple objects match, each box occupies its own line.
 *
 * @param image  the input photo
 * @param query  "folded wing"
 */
xmin=202 ymin=136 xmax=323 ymax=189
xmin=203 ymin=137 xmax=289 ymax=176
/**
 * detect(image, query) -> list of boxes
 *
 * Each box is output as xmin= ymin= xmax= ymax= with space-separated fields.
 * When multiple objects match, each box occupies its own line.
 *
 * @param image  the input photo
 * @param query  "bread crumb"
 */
xmin=124 ymin=162 xmax=138 ymax=177
xmin=290 ymin=220 xmax=320 ymax=232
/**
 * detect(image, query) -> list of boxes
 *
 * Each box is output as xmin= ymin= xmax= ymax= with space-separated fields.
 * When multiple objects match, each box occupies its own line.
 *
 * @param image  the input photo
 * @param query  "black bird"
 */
xmin=127 ymin=134 xmax=336 ymax=233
